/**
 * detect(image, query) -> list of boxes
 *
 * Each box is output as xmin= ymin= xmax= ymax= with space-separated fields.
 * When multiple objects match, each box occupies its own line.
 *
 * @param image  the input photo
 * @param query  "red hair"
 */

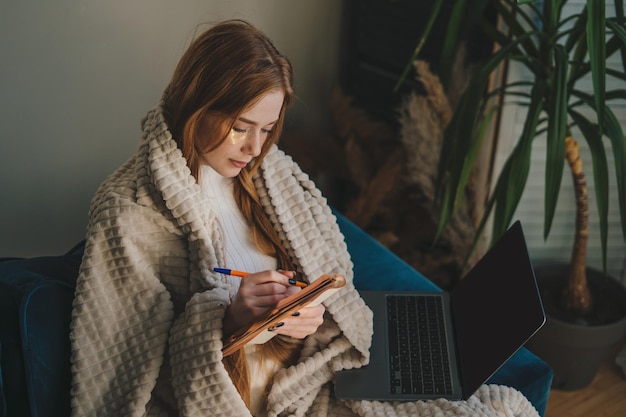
xmin=163 ymin=19 xmax=294 ymax=179
xmin=163 ymin=20 xmax=301 ymax=408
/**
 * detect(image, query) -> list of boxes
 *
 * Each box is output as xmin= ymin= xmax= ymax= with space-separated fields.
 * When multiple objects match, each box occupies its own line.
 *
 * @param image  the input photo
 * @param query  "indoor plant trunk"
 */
xmin=525 ymin=137 xmax=626 ymax=390
xmin=561 ymin=137 xmax=593 ymax=314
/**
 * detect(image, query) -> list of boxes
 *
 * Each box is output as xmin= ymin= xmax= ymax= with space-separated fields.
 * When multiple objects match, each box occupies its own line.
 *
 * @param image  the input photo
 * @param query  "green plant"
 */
xmin=401 ymin=0 xmax=626 ymax=317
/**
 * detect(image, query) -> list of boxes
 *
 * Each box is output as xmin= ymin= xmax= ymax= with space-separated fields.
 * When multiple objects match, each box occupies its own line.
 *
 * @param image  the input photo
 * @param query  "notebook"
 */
xmin=222 ymin=273 xmax=345 ymax=356
xmin=334 ymin=221 xmax=545 ymax=401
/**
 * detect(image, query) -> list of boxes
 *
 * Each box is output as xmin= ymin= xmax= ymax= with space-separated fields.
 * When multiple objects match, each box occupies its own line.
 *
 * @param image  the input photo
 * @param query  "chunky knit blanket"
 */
xmin=69 ymin=102 xmax=539 ymax=417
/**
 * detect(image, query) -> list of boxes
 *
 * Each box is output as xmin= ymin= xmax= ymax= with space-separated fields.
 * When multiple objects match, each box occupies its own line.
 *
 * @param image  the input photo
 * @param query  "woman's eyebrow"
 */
xmin=237 ymin=117 xmax=278 ymax=126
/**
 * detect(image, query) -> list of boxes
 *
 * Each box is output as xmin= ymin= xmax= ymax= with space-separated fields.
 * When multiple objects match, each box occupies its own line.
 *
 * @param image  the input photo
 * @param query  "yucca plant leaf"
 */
xmin=571 ymin=88 xmax=626 ymax=105
xmin=569 ymin=109 xmax=610 ymax=272
xmin=438 ymin=0 xmax=468 ymax=88
xmin=587 ymin=0 xmax=607 ymax=135
xmin=458 ymin=92 xmax=538 ymax=263
xmin=565 ymin=8 xmax=587 ymax=52
xmin=435 ymin=78 xmax=488 ymax=238
xmin=607 ymin=18 xmax=626 ymax=79
xmin=490 ymin=137 xmax=535 ymax=242
xmin=439 ymin=0 xmax=492 ymax=88
xmin=612 ymin=0 xmax=626 ymax=213
xmin=571 ymin=35 xmax=626 ymax=83
xmin=394 ymin=0 xmax=444 ymax=92
xmin=479 ymin=19 xmax=522 ymax=56
xmin=543 ymin=0 xmax=558 ymax=29
xmin=435 ymin=31 xmax=535 ymax=238
xmin=612 ymin=0 xmax=626 ymax=72
xmin=491 ymin=156 xmax=527 ymax=241
xmin=555 ymin=0 xmax=569 ymax=17
xmin=453 ymin=106 xmax=498 ymax=211
xmin=491 ymin=0 xmax=540 ymax=59
xmin=570 ymin=90 xmax=626 ymax=240
xmin=437 ymin=30 xmax=537 ymax=176
xmin=487 ymin=80 xmax=536 ymax=105
xmin=490 ymin=79 xmax=545 ymax=240
xmin=565 ymin=6 xmax=587 ymax=86
xmin=543 ymin=44 xmax=569 ymax=239
xmin=606 ymin=32 xmax=626 ymax=59
xmin=508 ymin=0 xmax=540 ymax=29
xmin=605 ymin=89 xmax=626 ymax=100
xmin=606 ymin=68 xmax=626 ymax=82
xmin=607 ymin=18 xmax=626 ymax=47
xmin=602 ymin=107 xmax=626 ymax=239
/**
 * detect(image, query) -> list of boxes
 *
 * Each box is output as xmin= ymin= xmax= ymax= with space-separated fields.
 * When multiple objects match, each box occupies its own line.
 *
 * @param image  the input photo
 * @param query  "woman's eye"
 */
xmin=232 ymin=127 xmax=248 ymax=133
xmin=262 ymin=129 xmax=274 ymax=135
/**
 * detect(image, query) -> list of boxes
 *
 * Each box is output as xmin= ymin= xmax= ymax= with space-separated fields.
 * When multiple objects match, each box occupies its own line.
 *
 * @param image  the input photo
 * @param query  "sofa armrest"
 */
xmin=334 ymin=210 xmax=553 ymax=416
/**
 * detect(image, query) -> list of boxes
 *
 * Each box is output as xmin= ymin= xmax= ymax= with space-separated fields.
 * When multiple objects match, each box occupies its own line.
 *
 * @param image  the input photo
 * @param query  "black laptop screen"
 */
xmin=450 ymin=221 xmax=545 ymax=398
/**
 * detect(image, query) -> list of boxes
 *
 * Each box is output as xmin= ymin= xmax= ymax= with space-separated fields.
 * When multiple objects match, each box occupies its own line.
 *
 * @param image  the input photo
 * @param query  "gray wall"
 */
xmin=0 ymin=0 xmax=343 ymax=257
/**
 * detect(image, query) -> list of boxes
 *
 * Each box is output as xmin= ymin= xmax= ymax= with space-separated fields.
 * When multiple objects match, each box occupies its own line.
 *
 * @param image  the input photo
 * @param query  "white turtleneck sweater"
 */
xmin=198 ymin=164 xmax=277 ymax=289
xmin=199 ymin=164 xmax=281 ymax=417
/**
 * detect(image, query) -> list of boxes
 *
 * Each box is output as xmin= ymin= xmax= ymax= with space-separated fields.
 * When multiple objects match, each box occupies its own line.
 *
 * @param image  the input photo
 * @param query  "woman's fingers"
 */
xmin=228 ymin=270 xmax=301 ymax=319
xmin=270 ymin=304 xmax=325 ymax=339
xmin=236 ymin=270 xmax=300 ymax=307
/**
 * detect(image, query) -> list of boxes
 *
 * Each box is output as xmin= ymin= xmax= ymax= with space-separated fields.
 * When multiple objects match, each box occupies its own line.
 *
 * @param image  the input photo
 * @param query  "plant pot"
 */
xmin=525 ymin=264 xmax=626 ymax=390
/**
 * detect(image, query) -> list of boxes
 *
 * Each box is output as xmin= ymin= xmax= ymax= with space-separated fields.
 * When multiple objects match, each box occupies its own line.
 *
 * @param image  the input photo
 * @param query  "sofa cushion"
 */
xmin=333 ymin=211 xmax=438 ymax=292
xmin=0 ymin=248 xmax=82 ymax=417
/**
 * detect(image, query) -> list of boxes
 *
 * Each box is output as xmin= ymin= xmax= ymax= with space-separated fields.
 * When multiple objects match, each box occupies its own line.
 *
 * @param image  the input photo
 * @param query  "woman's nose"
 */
xmin=243 ymin=129 xmax=263 ymax=156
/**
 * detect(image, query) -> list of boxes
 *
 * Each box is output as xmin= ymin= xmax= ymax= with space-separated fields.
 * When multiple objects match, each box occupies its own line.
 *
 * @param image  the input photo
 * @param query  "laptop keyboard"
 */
xmin=387 ymin=295 xmax=453 ymax=396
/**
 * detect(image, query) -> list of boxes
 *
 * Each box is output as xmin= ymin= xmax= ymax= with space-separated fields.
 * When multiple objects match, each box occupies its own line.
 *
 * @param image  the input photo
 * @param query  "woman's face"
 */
xmin=199 ymin=90 xmax=284 ymax=178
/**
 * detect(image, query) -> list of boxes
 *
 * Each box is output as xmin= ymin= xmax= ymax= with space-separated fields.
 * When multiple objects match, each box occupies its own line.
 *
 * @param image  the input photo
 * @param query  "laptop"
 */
xmin=334 ymin=221 xmax=545 ymax=401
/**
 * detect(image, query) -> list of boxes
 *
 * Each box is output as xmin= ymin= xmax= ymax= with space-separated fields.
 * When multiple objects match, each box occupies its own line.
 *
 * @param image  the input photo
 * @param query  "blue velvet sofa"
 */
xmin=0 ymin=212 xmax=552 ymax=417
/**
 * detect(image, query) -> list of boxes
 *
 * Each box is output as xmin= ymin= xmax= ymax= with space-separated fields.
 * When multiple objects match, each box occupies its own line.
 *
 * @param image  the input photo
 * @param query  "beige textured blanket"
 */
xmin=69 ymin=102 xmax=539 ymax=417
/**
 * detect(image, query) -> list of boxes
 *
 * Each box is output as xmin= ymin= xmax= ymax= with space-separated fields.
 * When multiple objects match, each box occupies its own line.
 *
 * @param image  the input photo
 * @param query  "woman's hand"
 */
xmin=223 ymin=270 xmax=300 ymax=337
xmin=268 ymin=303 xmax=325 ymax=339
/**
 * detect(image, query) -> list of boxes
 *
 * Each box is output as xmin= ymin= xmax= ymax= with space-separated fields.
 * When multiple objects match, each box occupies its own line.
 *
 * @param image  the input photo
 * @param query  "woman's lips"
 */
xmin=230 ymin=159 xmax=248 ymax=169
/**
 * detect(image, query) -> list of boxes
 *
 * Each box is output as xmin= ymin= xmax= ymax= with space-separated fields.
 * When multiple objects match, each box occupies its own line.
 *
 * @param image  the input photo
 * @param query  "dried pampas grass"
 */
xmin=287 ymin=47 xmax=493 ymax=289
xmin=398 ymin=60 xmax=486 ymax=282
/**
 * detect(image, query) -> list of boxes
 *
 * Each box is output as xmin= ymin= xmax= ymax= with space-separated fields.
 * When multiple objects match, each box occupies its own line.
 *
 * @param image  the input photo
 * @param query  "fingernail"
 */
xmin=292 ymin=311 xmax=300 ymax=317
xmin=268 ymin=322 xmax=284 ymax=332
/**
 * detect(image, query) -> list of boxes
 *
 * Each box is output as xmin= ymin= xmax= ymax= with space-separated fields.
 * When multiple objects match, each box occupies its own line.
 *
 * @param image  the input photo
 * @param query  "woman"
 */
xmin=70 ymin=19 xmax=371 ymax=417
xmin=70 ymin=19 xmax=537 ymax=417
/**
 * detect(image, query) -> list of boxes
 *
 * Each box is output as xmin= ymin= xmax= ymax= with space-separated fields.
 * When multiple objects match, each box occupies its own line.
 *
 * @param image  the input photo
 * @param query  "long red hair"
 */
xmin=163 ymin=20 xmax=301 ymax=407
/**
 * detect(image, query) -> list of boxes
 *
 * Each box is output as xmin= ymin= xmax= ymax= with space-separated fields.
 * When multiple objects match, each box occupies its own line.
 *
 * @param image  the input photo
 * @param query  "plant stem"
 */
xmin=562 ymin=136 xmax=593 ymax=314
